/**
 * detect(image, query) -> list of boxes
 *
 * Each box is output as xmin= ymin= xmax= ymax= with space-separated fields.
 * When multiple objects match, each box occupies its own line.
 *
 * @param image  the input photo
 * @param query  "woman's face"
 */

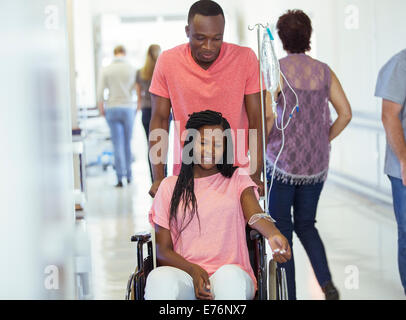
xmin=193 ymin=124 xmax=225 ymax=171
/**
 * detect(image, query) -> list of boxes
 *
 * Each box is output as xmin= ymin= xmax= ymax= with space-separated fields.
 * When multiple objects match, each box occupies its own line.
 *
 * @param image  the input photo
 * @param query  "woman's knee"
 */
xmin=294 ymin=220 xmax=318 ymax=238
xmin=144 ymin=267 xmax=180 ymax=300
xmin=144 ymin=266 xmax=195 ymax=300
xmin=211 ymin=265 xmax=255 ymax=300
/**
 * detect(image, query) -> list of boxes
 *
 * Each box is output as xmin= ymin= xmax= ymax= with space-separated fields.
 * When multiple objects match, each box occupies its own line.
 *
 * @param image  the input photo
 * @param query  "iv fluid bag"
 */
xmin=261 ymin=30 xmax=280 ymax=94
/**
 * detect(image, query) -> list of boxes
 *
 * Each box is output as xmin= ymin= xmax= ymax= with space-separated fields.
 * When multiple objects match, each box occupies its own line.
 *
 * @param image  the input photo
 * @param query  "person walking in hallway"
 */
xmin=266 ymin=10 xmax=352 ymax=300
xmin=136 ymin=44 xmax=161 ymax=183
xmin=375 ymin=49 xmax=406 ymax=296
xmin=97 ymin=45 xmax=136 ymax=187
xmin=148 ymin=0 xmax=265 ymax=199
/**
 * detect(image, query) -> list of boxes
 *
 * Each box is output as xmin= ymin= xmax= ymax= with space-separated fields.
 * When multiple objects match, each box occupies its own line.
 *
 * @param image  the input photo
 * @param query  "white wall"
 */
xmin=0 ymin=0 xmax=75 ymax=299
xmin=325 ymin=0 xmax=406 ymax=201
xmin=73 ymin=0 xmax=96 ymax=108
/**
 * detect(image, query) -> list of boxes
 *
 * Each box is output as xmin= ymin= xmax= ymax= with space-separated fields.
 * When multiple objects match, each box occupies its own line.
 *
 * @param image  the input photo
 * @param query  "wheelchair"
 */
xmin=125 ymin=226 xmax=288 ymax=300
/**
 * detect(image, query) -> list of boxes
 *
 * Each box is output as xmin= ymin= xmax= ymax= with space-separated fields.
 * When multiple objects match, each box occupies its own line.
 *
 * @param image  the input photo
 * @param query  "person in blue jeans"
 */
xmin=104 ymin=107 xmax=136 ymax=186
xmin=97 ymin=45 xmax=136 ymax=187
xmin=266 ymin=10 xmax=352 ymax=299
xmin=375 ymin=49 xmax=406 ymax=295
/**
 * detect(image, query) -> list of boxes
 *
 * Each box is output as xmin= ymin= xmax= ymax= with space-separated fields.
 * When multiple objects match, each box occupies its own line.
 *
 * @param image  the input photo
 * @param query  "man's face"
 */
xmin=185 ymin=14 xmax=225 ymax=69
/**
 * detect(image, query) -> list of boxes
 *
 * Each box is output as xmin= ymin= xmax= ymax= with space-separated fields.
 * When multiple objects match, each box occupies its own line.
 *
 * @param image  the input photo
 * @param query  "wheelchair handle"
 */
xmin=131 ymin=232 xmax=151 ymax=243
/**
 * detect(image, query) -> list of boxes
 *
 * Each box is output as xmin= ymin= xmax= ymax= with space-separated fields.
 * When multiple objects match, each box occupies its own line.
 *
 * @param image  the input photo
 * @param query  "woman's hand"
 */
xmin=268 ymin=232 xmax=292 ymax=264
xmin=189 ymin=264 xmax=213 ymax=300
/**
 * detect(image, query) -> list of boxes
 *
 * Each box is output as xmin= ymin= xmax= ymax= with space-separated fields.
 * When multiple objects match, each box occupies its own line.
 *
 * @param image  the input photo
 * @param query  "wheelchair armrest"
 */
xmin=250 ymin=229 xmax=262 ymax=241
xmin=131 ymin=232 xmax=151 ymax=243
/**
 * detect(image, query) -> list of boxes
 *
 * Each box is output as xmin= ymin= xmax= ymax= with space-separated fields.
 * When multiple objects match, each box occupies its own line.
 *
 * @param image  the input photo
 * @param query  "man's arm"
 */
xmin=245 ymin=91 xmax=266 ymax=196
xmin=149 ymin=94 xmax=171 ymax=197
xmin=381 ymin=99 xmax=406 ymax=185
xmin=265 ymin=91 xmax=276 ymax=141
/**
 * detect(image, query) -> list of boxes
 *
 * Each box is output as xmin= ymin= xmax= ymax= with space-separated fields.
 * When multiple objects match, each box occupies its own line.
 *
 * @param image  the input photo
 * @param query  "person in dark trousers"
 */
xmin=375 ymin=49 xmax=406 ymax=296
xmin=136 ymin=44 xmax=161 ymax=183
xmin=266 ymin=10 xmax=352 ymax=300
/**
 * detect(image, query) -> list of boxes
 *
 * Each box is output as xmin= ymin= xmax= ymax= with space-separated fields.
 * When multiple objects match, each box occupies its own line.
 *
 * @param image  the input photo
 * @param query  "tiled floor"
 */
xmin=81 ymin=113 xmax=405 ymax=300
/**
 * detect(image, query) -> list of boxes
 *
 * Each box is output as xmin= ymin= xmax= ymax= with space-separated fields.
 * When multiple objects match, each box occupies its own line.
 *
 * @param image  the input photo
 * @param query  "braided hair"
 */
xmin=169 ymin=110 xmax=237 ymax=243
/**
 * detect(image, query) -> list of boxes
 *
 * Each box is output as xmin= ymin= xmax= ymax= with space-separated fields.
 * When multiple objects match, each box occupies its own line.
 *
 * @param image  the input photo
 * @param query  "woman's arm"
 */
xmin=135 ymin=83 xmax=142 ymax=111
xmin=329 ymin=68 xmax=352 ymax=142
xmin=240 ymin=187 xmax=291 ymax=263
xmin=155 ymin=224 xmax=213 ymax=300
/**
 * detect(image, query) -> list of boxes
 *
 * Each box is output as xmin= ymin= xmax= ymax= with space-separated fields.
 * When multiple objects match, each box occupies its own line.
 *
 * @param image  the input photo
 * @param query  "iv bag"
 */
xmin=261 ymin=29 xmax=280 ymax=94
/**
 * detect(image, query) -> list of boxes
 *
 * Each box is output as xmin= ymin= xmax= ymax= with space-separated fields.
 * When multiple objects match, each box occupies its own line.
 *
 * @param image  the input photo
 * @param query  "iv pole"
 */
xmin=248 ymin=23 xmax=289 ymax=301
xmin=247 ymin=23 xmax=269 ymax=300
xmin=248 ymin=23 xmax=269 ymax=214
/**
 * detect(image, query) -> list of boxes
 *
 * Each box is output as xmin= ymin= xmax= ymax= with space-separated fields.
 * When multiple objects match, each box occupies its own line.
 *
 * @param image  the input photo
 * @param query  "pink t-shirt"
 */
xmin=149 ymin=168 xmax=260 ymax=290
xmin=149 ymin=42 xmax=263 ymax=175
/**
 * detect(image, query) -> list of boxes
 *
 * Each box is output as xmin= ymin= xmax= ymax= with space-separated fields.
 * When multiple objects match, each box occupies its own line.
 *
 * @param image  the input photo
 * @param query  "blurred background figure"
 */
xmin=266 ymin=9 xmax=352 ymax=300
xmin=136 ymin=44 xmax=161 ymax=183
xmin=97 ymin=45 xmax=136 ymax=187
xmin=375 ymin=49 xmax=406 ymax=296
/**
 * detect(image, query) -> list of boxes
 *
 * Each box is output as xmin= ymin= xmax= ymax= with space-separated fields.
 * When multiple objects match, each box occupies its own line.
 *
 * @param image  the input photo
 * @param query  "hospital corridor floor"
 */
xmin=81 ymin=117 xmax=405 ymax=300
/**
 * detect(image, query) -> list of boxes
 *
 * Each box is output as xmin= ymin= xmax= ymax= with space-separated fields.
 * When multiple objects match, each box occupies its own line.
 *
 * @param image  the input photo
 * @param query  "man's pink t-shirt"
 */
xmin=149 ymin=42 xmax=263 ymax=175
xmin=149 ymin=168 xmax=260 ymax=290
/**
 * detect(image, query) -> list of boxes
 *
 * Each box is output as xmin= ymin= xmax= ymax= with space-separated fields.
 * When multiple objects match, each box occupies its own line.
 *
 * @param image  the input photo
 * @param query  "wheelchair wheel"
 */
xmin=125 ymin=270 xmax=136 ymax=300
xmin=125 ymin=273 xmax=134 ymax=300
xmin=268 ymin=260 xmax=277 ymax=300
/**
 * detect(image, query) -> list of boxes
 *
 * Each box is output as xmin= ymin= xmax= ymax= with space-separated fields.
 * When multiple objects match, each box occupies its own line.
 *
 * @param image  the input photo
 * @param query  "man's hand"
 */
xmin=189 ymin=264 xmax=213 ymax=300
xmin=268 ymin=232 xmax=291 ymax=264
xmin=250 ymin=174 xmax=265 ymax=197
xmin=149 ymin=179 xmax=164 ymax=198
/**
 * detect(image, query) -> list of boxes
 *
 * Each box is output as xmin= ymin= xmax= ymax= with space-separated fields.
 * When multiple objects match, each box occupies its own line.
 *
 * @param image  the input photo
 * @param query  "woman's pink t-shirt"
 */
xmin=149 ymin=168 xmax=259 ymax=289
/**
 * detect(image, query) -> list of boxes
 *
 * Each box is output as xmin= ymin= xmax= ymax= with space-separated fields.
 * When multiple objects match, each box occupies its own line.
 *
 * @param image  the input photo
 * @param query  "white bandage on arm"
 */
xmin=248 ymin=213 xmax=276 ymax=226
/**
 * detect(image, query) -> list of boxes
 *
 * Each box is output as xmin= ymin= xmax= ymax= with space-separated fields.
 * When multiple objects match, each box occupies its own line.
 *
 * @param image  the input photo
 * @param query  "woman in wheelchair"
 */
xmin=145 ymin=110 xmax=291 ymax=300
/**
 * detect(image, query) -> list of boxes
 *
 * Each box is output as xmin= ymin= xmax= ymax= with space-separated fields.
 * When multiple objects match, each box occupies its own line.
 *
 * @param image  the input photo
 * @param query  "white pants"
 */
xmin=144 ymin=264 xmax=256 ymax=300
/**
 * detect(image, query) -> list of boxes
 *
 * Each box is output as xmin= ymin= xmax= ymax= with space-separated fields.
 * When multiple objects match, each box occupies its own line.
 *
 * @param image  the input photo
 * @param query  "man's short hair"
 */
xmin=114 ymin=45 xmax=126 ymax=56
xmin=187 ymin=0 xmax=225 ymax=24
